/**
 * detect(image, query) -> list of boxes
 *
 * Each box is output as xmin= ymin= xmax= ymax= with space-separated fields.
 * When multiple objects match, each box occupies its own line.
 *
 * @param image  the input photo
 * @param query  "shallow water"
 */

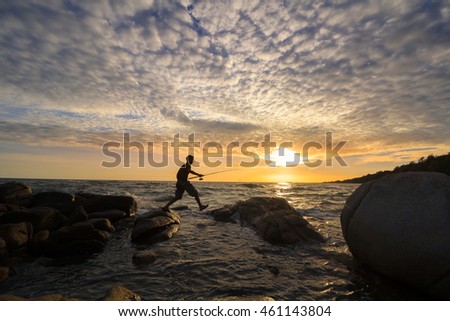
xmin=0 ymin=179 xmax=426 ymax=300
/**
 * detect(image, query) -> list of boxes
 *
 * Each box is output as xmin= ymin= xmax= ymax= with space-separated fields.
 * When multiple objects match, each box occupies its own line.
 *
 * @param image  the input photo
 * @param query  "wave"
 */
xmin=241 ymin=183 xmax=263 ymax=189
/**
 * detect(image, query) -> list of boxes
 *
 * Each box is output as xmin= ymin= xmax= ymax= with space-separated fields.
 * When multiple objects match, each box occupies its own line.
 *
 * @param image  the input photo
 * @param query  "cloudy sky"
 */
xmin=0 ymin=0 xmax=449 ymax=182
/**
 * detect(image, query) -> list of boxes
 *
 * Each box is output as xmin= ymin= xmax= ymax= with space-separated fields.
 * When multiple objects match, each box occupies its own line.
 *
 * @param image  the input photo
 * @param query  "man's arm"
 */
xmin=190 ymin=170 xmax=203 ymax=177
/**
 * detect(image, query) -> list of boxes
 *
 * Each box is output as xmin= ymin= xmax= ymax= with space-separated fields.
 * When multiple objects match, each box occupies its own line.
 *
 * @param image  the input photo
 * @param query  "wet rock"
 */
xmin=76 ymin=193 xmax=137 ymax=216
xmin=102 ymin=285 xmax=141 ymax=301
xmin=0 ymin=204 xmax=25 ymax=216
xmin=87 ymin=210 xmax=126 ymax=224
xmin=31 ymin=191 xmax=74 ymax=207
xmin=133 ymin=249 xmax=157 ymax=265
xmin=172 ymin=205 xmax=189 ymax=210
xmin=89 ymin=218 xmax=115 ymax=233
xmin=28 ymin=230 xmax=50 ymax=255
xmin=49 ymin=222 xmax=109 ymax=243
xmin=224 ymin=197 xmax=325 ymax=245
xmin=66 ymin=206 xmax=89 ymax=226
xmin=0 ymin=182 xmax=32 ymax=206
xmin=0 ymin=207 xmax=67 ymax=232
xmin=341 ymin=172 xmax=450 ymax=299
xmin=131 ymin=209 xmax=180 ymax=244
xmin=210 ymin=207 xmax=237 ymax=223
xmin=0 ymin=237 xmax=8 ymax=261
xmin=0 ymin=266 xmax=9 ymax=282
xmin=0 ymin=222 xmax=33 ymax=250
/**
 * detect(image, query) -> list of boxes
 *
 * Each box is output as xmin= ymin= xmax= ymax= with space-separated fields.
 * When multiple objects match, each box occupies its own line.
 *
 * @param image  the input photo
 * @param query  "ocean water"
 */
xmin=0 ymin=179 xmax=426 ymax=300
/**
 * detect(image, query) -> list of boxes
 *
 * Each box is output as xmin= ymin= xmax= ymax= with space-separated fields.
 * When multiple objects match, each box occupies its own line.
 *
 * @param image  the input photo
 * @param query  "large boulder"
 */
xmin=0 ymin=222 xmax=33 ymax=250
xmin=0 ymin=182 xmax=32 ymax=206
xmin=131 ymin=209 xmax=180 ymax=244
xmin=31 ymin=191 xmax=74 ymax=207
xmin=0 ymin=207 xmax=67 ymax=232
xmin=0 ymin=204 xmax=25 ymax=216
xmin=222 ymin=197 xmax=325 ymax=245
xmin=75 ymin=193 xmax=137 ymax=216
xmin=341 ymin=172 xmax=450 ymax=299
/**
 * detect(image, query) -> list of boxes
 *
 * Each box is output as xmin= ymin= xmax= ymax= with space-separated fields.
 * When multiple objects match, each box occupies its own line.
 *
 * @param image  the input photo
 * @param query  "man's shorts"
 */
xmin=175 ymin=181 xmax=198 ymax=198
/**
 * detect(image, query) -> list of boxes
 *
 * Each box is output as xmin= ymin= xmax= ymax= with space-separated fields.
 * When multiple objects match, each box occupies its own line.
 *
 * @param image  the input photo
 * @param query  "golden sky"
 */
xmin=1 ymin=1 xmax=449 ymax=182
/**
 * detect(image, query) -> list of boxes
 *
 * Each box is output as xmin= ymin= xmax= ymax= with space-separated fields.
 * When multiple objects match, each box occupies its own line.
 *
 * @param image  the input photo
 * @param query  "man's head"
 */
xmin=186 ymin=155 xmax=194 ymax=164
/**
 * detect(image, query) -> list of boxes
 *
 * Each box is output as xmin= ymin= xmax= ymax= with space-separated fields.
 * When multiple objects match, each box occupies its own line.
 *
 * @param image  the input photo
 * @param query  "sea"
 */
xmin=0 ymin=179 xmax=427 ymax=301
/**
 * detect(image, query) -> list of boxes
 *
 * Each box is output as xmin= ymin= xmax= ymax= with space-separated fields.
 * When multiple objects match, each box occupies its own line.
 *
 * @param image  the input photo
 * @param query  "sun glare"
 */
xmin=270 ymin=147 xmax=302 ymax=167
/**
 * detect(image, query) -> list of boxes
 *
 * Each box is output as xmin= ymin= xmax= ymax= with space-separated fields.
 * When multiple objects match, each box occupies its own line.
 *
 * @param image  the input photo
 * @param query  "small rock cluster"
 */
xmin=0 ymin=181 xmax=136 ymax=282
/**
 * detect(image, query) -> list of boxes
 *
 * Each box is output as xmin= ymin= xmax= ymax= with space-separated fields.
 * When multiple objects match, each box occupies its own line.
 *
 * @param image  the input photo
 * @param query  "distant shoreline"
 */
xmin=331 ymin=153 xmax=450 ymax=184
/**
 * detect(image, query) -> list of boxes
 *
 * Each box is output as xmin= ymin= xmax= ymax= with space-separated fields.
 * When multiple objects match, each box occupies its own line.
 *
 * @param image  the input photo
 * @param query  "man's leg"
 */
xmin=187 ymin=183 xmax=208 ymax=211
xmin=163 ymin=196 xmax=180 ymax=211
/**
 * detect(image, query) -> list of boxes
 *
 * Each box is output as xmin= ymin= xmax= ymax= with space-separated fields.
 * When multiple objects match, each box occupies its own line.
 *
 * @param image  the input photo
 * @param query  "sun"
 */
xmin=269 ymin=147 xmax=302 ymax=167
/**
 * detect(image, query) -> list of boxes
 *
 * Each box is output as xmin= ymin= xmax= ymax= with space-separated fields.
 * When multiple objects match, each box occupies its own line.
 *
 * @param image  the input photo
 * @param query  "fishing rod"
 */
xmin=189 ymin=169 xmax=236 ymax=181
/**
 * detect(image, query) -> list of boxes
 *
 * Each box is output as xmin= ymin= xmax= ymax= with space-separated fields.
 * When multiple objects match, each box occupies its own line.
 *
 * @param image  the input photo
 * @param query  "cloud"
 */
xmin=0 ymin=0 xmax=449 ymax=160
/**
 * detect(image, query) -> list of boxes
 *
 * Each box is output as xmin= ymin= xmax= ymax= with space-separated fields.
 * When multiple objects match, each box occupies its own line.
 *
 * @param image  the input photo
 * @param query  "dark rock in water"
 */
xmin=223 ymin=197 xmax=325 ymax=245
xmin=341 ymin=172 xmax=450 ymax=299
xmin=89 ymin=218 xmax=115 ymax=233
xmin=0 ymin=182 xmax=32 ymax=207
xmin=132 ymin=209 xmax=180 ymax=244
xmin=0 ymin=266 xmax=9 ymax=282
xmin=66 ymin=206 xmax=89 ymax=226
xmin=75 ymin=193 xmax=137 ymax=216
xmin=210 ymin=207 xmax=237 ymax=223
xmin=102 ymin=285 xmax=141 ymax=301
xmin=0 ymin=222 xmax=33 ymax=250
xmin=0 ymin=207 xmax=67 ymax=232
xmin=31 ymin=191 xmax=74 ymax=207
xmin=0 ymin=204 xmax=25 ymax=216
xmin=28 ymin=230 xmax=50 ymax=256
xmin=172 ymin=205 xmax=189 ymax=210
xmin=49 ymin=222 xmax=109 ymax=243
xmin=87 ymin=210 xmax=126 ymax=223
xmin=0 ymin=237 xmax=8 ymax=261
xmin=133 ymin=249 xmax=157 ymax=265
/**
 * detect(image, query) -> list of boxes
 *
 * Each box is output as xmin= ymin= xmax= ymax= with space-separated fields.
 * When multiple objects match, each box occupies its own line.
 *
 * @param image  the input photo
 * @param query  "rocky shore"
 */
xmin=1 ymin=172 xmax=449 ymax=300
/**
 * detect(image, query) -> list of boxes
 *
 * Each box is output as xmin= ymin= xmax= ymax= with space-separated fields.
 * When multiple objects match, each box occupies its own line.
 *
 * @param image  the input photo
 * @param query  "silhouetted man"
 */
xmin=163 ymin=155 xmax=209 ymax=211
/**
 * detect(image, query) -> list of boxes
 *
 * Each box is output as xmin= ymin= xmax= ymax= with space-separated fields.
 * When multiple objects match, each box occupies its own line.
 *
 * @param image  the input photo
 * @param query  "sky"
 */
xmin=0 ymin=0 xmax=449 ymax=182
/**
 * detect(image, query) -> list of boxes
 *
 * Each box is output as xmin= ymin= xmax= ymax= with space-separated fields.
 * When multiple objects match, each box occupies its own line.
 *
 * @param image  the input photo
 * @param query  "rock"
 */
xmin=76 ymin=193 xmax=137 ymax=216
xmin=133 ymin=250 xmax=157 ymax=265
xmin=0 ymin=182 xmax=32 ymax=206
xmin=0 ymin=266 xmax=9 ymax=282
xmin=89 ymin=218 xmax=115 ymax=233
xmin=102 ymin=285 xmax=141 ymax=301
xmin=210 ymin=207 xmax=237 ymax=223
xmin=28 ymin=230 xmax=50 ymax=255
xmin=0 ymin=222 xmax=33 ymax=250
xmin=87 ymin=210 xmax=126 ymax=224
xmin=31 ymin=191 xmax=74 ymax=207
xmin=230 ymin=197 xmax=325 ymax=245
xmin=172 ymin=205 xmax=189 ymax=210
xmin=131 ymin=209 xmax=180 ymax=244
xmin=66 ymin=206 xmax=89 ymax=226
xmin=340 ymin=172 xmax=450 ymax=299
xmin=0 ymin=207 xmax=67 ymax=232
xmin=0 ymin=237 xmax=8 ymax=261
xmin=49 ymin=222 xmax=109 ymax=244
xmin=0 ymin=204 xmax=25 ymax=216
